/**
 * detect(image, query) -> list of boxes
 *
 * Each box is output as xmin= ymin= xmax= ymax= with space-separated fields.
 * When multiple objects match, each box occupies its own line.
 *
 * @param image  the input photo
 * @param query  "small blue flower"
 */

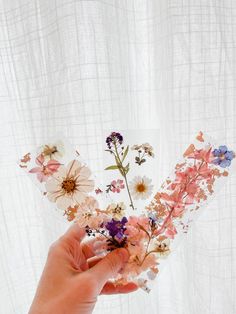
xmin=212 ymin=145 xmax=235 ymax=168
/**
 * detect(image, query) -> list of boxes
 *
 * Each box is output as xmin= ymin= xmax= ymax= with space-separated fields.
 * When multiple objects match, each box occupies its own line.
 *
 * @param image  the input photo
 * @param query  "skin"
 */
xmin=29 ymin=224 xmax=138 ymax=314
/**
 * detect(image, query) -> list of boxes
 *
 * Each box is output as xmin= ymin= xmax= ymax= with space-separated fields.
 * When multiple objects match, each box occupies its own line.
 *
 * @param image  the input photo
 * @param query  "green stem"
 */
xmin=113 ymin=141 xmax=135 ymax=210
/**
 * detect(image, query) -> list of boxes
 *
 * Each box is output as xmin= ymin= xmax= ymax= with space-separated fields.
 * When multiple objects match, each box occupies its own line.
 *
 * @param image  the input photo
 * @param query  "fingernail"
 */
xmin=117 ymin=248 xmax=129 ymax=262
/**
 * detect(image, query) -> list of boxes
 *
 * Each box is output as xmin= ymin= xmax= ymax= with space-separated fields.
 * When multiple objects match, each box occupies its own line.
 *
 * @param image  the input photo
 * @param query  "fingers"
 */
xmin=87 ymin=256 xmax=103 ymax=268
xmin=100 ymin=282 xmax=138 ymax=295
xmin=81 ymin=240 xmax=97 ymax=259
xmin=86 ymin=248 xmax=129 ymax=293
xmin=62 ymin=222 xmax=86 ymax=243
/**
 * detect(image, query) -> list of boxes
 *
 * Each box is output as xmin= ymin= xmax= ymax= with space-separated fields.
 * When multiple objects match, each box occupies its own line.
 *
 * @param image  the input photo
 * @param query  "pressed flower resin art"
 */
xmin=18 ymin=132 xmax=235 ymax=293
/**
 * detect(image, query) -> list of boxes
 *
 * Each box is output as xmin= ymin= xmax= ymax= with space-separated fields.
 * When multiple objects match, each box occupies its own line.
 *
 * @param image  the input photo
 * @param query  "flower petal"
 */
xmin=220 ymin=159 xmax=231 ymax=168
xmin=66 ymin=160 xmax=81 ymax=177
xmin=79 ymin=166 xmax=91 ymax=179
xmin=53 ymin=166 xmax=67 ymax=179
xmin=212 ymin=149 xmax=221 ymax=157
xmin=45 ymin=177 xmax=62 ymax=192
xmin=225 ymin=151 xmax=235 ymax=161
xmin=29 ymin=167 xmax=42 ymax=173
xmin=219 ymin=145 xmax=228 ymax=153
xmin=73 ymin=190 xmax=86 ymax=204
xmin=56 ymin=195 xmax=73 ymax=210
xmin=77 ymin=179 xmax=95 ymax=192
xmin=46 ymin=189 xmax=64 ymax=202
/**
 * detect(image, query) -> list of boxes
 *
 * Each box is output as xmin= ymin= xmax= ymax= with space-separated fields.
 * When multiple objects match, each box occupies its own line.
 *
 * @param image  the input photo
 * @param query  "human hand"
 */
xmin=29 ymin=223 xmax=138 ymax=314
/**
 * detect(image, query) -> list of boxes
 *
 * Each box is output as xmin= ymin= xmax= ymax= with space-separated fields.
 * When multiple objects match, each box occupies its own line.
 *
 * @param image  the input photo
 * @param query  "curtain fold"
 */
xmin=0 ymin=0 xmax=235 ymax=313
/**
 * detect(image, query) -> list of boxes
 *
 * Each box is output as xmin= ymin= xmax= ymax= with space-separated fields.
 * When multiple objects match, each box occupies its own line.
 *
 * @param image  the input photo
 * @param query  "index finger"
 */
xmin=62 ymin=222 xmax=86 ymax=243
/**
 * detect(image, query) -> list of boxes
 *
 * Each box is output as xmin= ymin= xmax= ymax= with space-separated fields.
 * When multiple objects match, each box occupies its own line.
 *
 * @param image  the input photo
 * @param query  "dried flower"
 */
xmin=131 ymin=143 xmax=154 ymax=165
xmin=150 ymin=237 xmax=170 ymax=258
xmin=106 ymin=179 xmax=125 ymax=193
xmin=106 ymin=132 xmax=123 ymax=149
xmin=37 ymin=140 xmax=65 ymax=161
xmin=45 ymin=160 xmax=94 ymax=210
xmin=105 ymin=217 xmax=128 ymax=239
xmin=212 ymin=145 xmax=235 ymax=168
xmin=130 ymin=176 xmax=153 ymax=200
xmin=106 ymin=202 xmax=126 ymax=219
xmin=29 ymin=155 xmax=61 ymax=182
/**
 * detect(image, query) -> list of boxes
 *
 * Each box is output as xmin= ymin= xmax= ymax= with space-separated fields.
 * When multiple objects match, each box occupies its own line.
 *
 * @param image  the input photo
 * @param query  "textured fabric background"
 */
xmin=0 ymin=0 xmax=236 ymax=313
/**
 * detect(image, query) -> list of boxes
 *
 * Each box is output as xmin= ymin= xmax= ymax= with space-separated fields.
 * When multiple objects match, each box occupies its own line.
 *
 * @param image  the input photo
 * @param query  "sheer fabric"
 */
xmin=0 ymin=0 xmax=236 ymax=313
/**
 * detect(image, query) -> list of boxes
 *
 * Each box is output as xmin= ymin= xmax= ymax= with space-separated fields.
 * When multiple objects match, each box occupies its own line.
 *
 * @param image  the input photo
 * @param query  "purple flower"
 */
xmin=106 ymin=132 xmax=123 ymax=149
xmin=212 ymin=145 xmax=235 ymax=168
xmin=105 ymin=217 xmax=127 ymax=239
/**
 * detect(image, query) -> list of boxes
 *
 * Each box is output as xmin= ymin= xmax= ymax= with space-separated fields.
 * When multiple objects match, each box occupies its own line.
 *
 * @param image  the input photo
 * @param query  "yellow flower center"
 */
xmin=220 ymin=153 xmax=225 ymax=160
xmin=136 ymin=182 xmax=146 ymax=193
xmin=62 ymin=179 xmax=76 ymax=193
xmin=83 ymin=212 xmax=92 ymax=219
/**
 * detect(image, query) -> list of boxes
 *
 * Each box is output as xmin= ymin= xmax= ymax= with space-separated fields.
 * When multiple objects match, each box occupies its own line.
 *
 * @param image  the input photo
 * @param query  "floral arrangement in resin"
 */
xmin=18 ymin=132 xmax=235 ymax=292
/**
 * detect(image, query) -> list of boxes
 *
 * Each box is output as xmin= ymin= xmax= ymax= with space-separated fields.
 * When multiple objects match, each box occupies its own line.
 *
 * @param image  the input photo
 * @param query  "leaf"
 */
xmin=104 ymin=165 xmax=119 ymax=170
xmin=115 ymin=155 xmax=121 ymax=166
xmin=122 ymin=145 xmax=129 ymax=162
xmin=124 ymin=163 xmax=130 ymax=174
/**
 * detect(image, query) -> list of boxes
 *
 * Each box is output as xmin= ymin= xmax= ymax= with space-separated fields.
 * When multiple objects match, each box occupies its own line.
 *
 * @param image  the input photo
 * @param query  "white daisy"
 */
xmin=45 ymin=160 xmax=94 ymax=210
xmin=38 ymin=140 xmax=65 ymax=161
xmin=130 ymin=176 xmax=153 ymax=200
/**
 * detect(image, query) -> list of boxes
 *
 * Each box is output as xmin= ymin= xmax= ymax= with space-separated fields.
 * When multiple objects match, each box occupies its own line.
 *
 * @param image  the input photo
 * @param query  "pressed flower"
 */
xmin=64 ymin=205 xmax=78 ymax=222
xmin=132 ymin=143 xmax=154 ymax=165
xmin=142 ymin=143 xmax=155 ymax=157
xmin=37 ymin=140 xmax=65 ymax=161
xmin=150 ymin=237 xmax=170 ymax=258
xmin=212 ymin=145 xmax=235 ymax=168
xmin=105 ymin=217 xmax=128 ymax=239
xmin=184 ymin=145 xmax=213 ymax=163
xmin=45 ymin=160 xmax=94 ymax=210
xmin=76 ymin=210 xmax=105 ymax=229
xmin=124 ymin=215 xmax=150 ymax=242
xmin=110 ymin=179 xmax=125 ymax=193
xmin=130 ymin=176 xmax=153 ymax=200
xmin=29 ymin=155 xmax=61 ymax=182
xmin=121 ymin=242 xmax=157 ymax=277
xmin=95 ymin=187 xmax=103 ymax=194
xmin=106 ymin=202 xmax=126 ymax=219
xmin=106 ymin=132 xmax=123 ymax=149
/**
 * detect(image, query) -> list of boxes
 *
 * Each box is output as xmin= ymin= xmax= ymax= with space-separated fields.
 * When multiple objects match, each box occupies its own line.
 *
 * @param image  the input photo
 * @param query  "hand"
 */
xmin=29 ymin=223 xmax=138 ymax=314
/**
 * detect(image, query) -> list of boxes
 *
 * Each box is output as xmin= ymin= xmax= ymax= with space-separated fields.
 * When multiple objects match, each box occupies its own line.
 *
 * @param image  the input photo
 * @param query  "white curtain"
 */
xmin=0 ymin=0 xmax=236 ymax=313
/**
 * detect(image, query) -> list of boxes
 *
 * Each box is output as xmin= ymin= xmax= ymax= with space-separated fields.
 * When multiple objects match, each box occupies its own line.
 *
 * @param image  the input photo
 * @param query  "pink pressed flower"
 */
xmin=121 ymin=242 xmax=157 ymax=278
xmin=29 ymin=154 xmax=61 ymax=182
xmin=75 ymin=196 xmax=107 ymax=229
xmin=125 ymin=215 xmax=149 ymax=242
xmin=110 ymin=179 xmax=125 ymax=193
xmin=184 ymin=145 xmax=213 ymax=163
xmin=165 ymin=220 xmax=177 ymax=239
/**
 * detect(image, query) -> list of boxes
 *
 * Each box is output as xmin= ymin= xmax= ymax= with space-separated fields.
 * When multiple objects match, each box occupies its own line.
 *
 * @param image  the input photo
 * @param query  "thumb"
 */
xmin=86 ymin=248 xmax=129 ymax=292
